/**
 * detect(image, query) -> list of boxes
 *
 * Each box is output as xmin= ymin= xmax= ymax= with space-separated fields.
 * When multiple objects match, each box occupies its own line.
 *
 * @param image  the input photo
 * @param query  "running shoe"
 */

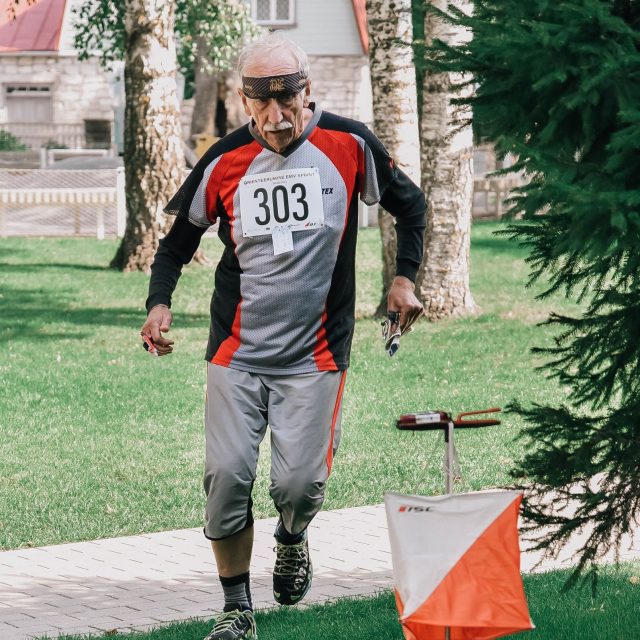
xmin=273 ymin=536 xmax=313 ymax=605
xmin=204 ymin=609 xmax=257 ymax=640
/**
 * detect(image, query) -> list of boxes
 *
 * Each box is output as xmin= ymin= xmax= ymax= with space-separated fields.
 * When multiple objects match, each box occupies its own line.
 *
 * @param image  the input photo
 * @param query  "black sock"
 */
xmin=274 ymin=518 xmax=306 ymax=545
xmin=220 ymin=572 xmax=252 ymax=612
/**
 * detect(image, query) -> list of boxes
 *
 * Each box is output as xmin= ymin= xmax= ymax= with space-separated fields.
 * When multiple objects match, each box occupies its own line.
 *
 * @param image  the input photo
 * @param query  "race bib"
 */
xmin=239 ymin=168 xmax=324 ymax=239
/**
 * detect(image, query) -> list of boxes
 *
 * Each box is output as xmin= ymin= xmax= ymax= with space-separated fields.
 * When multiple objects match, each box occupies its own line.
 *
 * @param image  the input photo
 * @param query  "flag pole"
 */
xmin=444 ymin=420 xmax=454 ymax=494
xmin=396 ymin=408 xmax=502 ymax=640
xmin=444 ymin=420 xmax=454 ymax=640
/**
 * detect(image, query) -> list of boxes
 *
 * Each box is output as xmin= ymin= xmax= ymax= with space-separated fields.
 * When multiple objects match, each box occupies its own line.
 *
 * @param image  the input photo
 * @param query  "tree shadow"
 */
xmin=0 ymin=247 xmax=28 ymax=262
xmin=472 ymin=233 xmax=528 ymax=258
xmin=0 ymin=261 xmax=111 ymax=273
xmin=1 ymin=286 xmax=209 ymax=342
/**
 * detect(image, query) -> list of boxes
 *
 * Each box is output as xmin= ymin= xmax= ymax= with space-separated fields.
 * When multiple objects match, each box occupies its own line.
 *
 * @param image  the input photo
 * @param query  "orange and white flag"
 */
xmin=384 ymin=490 xmax=534 ymax=640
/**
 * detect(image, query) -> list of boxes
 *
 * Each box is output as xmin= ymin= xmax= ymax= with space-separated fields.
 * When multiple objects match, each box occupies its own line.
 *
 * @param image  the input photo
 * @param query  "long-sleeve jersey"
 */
xmin=147 ymin=104 xmax=426 ymax=374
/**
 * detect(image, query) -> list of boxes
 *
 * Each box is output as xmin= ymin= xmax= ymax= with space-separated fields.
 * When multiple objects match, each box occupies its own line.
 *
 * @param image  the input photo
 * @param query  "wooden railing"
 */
xmin=473 ymin=176 xmax=525 ymax=219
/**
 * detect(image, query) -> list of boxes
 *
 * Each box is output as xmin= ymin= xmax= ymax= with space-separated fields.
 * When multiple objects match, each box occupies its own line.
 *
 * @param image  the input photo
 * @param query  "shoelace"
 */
xmin=274 ymin=541 xmax=308 ymax=576
xmin=213 ymin=610 xmax=245 ymax=633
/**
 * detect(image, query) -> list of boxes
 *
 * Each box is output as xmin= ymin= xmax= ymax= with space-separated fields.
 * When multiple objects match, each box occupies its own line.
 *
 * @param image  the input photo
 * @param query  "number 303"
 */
xmin=253 ymin=183 xmax=309 ymax=225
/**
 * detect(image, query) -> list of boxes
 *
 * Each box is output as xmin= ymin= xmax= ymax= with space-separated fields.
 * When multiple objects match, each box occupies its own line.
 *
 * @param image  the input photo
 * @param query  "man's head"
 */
xmin=237 ymin=33 xmax=311 ymax=153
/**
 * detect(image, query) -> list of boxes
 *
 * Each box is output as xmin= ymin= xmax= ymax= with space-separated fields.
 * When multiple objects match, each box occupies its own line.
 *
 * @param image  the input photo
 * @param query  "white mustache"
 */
xmin=263 ymin=121 xmax=293 ymax=132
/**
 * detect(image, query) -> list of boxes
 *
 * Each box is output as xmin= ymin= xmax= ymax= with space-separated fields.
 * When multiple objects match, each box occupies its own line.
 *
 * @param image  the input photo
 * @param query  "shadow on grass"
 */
xmin=0 ymin=247 xmax=28 ymax=260
xmin=472 ymin=233 xmax=529 ymax=258
xmin=1 ymin=286 xmax=209 ymax=341
xmin=0 ymin=261 xmax=111 ymax=272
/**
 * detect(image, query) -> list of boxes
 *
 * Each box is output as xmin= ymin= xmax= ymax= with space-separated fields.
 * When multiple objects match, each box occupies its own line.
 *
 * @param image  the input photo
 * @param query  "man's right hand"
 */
xmin=141 ymin=304 xmax=175 ymax=356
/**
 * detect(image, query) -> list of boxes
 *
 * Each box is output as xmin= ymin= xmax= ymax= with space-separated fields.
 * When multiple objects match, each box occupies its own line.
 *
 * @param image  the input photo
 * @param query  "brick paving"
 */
xmin=0 ymin=504 xmax=638 ymax=640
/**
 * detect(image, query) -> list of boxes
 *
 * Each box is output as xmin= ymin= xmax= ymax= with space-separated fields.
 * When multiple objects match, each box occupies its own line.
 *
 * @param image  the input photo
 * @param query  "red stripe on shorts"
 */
xmin=326 ymin=370 xmax=347 ymax=474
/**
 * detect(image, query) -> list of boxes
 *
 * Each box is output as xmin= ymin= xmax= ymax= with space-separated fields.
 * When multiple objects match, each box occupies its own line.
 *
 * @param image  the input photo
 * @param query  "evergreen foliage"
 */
xmin=426 ymin=0 xmax=640 ymax=584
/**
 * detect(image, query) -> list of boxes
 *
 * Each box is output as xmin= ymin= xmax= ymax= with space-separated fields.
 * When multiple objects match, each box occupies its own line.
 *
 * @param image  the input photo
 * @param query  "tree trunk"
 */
xmin=365 ymin=0 xmax=421 ymax=316
xmin=416 ymin=0 xmax=476 ymax=320
xmin=110 ymin=0 xmax=186 ymax=273
xmin=189 ymin=34 xmax=219 ymax=144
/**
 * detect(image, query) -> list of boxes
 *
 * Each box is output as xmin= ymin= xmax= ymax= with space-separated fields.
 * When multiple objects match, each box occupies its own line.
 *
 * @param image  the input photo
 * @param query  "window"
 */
xmin=251 ymin=0 xmax=295 ymax=25
xmin=84 ymin=120 xmax=112 ymax=149
xmin=5 ymin=85 xmax=53 ymax=123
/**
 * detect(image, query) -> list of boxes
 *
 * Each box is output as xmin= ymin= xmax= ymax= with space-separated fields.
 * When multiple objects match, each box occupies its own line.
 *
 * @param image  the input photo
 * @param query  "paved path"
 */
xmin=1 ymin=504 xmax=638 ymax=640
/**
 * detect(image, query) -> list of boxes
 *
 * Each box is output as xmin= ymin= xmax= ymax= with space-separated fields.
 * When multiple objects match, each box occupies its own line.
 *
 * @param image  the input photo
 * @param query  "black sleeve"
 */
xmin=379 ymin=166 xmax=426 ymax=283
xmin=164 ymin=124 xmax=254 ymax=220
xmin=332 ymin=115 xmax=426 ymax=282
xmin=145 ymin=216 xmax=208 ymax=313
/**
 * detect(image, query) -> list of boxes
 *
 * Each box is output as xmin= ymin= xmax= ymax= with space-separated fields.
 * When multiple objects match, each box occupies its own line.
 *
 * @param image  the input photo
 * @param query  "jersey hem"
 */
xmin=206 ymin=358 xmax=348 ymax=375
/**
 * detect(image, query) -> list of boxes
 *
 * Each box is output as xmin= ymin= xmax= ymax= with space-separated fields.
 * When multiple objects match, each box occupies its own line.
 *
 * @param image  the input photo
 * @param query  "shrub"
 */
xmin=0 ymin=130 xmax=28 ymax=151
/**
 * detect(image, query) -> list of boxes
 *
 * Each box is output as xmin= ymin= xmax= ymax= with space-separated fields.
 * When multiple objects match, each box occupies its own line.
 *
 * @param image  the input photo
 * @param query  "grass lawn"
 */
xmin=52 ymin=562 xmax=640 ymax=640
xmin=0 ymin=221 xmax=583 ymax=550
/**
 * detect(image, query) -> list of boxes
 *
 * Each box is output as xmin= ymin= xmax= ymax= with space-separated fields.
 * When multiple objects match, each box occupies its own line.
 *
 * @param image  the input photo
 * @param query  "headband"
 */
xmin=242 ymin=72 xmax=308 ymax=100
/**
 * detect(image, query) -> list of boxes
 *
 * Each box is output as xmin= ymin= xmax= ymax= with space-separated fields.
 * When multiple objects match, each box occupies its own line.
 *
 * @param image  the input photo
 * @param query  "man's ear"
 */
xmin=238 ymin=88 xmax=252 ymax=117
xmin=303 ymin=81 xmax=311 ymax=107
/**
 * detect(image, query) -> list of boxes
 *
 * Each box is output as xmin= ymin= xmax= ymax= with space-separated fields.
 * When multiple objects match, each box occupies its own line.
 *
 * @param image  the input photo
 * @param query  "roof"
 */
xmin=0 ymin=0 xmax=67 ymax=52
xmin=351 ymin=0 xmax=368 ymax=54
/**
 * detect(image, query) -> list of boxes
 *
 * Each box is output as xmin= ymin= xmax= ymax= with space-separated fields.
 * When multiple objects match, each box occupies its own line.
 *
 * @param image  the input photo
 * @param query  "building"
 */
xmin=0 ymin=0 xmax=115 ymax=151
xmin=0 ymin=0 xmax=372 ymax=153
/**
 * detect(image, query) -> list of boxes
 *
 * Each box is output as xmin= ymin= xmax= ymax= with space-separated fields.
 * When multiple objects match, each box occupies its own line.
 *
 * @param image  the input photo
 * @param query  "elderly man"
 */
xmin=141 ymin=32 xmax=426 ymax=640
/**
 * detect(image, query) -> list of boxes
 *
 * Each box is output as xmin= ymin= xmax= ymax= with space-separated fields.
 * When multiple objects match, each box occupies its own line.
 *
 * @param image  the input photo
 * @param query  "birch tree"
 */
xmin=73 ymin=0 xmax=257 ymax=271
xmin=109 ymin=0 xmax=185 ymax=272
xmin=415 ymin=0 xmax=476 ymax=319
xmin=365 ymin=0 xmax=421 ymax=314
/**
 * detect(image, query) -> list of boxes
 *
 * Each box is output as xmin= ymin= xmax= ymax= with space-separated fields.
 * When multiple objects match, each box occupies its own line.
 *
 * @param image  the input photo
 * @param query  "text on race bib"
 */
xmin=239 ymin=168 xmax=324 ymax=238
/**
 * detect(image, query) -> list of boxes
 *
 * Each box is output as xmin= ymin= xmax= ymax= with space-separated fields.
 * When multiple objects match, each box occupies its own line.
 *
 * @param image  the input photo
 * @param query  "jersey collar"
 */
xmin=248 ymin=103 xmax=323 ymax=157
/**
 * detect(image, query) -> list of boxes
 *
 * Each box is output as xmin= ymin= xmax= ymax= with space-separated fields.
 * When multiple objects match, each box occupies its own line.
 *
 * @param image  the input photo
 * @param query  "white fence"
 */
xmin=0 ymin=168 xmax=125 ymax=239
xmin=0 ymin=166 xmax=524 ymax=239
xmin=40 ymin=148 xmax=112 ymax=169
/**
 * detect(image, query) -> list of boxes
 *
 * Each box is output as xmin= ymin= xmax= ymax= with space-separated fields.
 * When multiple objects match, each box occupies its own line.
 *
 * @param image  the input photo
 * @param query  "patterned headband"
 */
xmin=242 ymin=72 xmax=308 ymax=99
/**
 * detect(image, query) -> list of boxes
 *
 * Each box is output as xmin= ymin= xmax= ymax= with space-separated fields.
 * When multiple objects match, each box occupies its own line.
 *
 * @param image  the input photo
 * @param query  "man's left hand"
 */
xmin=387 ymin=275 xmax=424 ymax=334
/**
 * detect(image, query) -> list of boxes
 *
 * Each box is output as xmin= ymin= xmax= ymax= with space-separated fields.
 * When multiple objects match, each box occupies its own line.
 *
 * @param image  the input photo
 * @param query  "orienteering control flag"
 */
xmin=385 ymin=490 xmax=534 ymax=640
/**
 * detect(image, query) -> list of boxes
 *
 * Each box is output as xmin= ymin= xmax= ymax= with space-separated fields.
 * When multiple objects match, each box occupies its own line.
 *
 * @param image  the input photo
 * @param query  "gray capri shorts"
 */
xmin=203 ymin=363 xmax=346 ymax=540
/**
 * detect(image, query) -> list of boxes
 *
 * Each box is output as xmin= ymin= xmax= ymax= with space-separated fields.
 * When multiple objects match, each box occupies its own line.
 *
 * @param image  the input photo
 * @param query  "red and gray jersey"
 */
xmin=147 ymin=104 xmax=426 ymax=374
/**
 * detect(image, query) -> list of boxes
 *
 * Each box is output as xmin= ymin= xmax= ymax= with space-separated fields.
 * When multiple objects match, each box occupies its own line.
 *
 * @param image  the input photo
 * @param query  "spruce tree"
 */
xmin=427 ymin=0 xmax=640 ymax=584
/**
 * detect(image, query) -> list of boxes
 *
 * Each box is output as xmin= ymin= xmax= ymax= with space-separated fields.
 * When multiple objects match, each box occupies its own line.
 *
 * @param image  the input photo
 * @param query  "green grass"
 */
xmin=51 ymin=562 xmax=640 ymax=640
xmin=0 ymin=222 xmax=582 ymax=550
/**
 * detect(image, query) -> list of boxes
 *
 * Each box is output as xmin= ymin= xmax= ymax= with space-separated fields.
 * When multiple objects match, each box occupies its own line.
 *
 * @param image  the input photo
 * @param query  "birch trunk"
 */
xmin=365 ymin=0 xmax=421 ymax=316
xmin=416 ymin=0 xmax=477 ymax=319
xmin=110 ymin=0 xmax=186 ymax=273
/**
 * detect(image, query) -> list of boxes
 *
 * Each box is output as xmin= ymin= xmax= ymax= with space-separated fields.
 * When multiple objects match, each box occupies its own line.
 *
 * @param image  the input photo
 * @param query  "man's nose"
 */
xmin=266 ymin=99 xmax=284 ymax=123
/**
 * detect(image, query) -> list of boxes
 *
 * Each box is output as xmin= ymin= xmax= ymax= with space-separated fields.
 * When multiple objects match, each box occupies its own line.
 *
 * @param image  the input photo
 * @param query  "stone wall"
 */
xmin=0 ymin=54 xmax=113 ymax=130
xmin=0 ymin=51 xmax=373 ymax=151
xmin=307 ymin=55 xmax=373 ymax=126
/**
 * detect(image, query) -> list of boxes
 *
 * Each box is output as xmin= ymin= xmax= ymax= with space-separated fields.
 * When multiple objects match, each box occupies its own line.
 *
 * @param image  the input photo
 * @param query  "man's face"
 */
xmin=239 ymin=57 xmax=311 ymax=153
